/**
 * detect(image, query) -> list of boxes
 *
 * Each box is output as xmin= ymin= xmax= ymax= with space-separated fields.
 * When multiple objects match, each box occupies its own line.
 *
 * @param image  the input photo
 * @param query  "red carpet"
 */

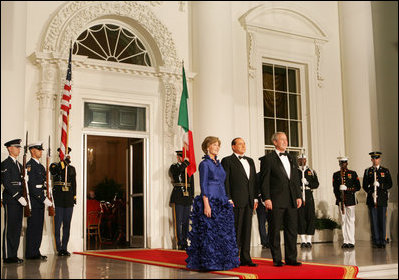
xmin=74 ymin=249 xmax=358 ymax=279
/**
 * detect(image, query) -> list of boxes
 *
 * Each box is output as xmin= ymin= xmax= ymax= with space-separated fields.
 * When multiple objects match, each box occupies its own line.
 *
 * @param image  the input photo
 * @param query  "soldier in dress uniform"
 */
xmin=25 ymin=142 xmax=53 ymax=260
xmin=297 ymin=153 xmax=319 ymax=248
xmin=362 ymin=151 xmax=392 ymax=248
xmin=169 ymin=150 xmax=194 ymax=250
xmin=50 ymin=147 xmax=76 ymax=256
xmin=333 ymin=156 xmax=361 ymax=249
xmin=1 ymin=139 xmax=25 ymax=264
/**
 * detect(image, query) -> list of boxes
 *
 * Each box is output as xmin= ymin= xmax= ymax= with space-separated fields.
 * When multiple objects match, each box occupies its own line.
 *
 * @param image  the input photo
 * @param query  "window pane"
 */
xmin=289 ymin=94 xmax=301 ymax=120
xmin=276 ymin=120 xmax=289 ymax=140
xmin=290 ymin=121 xmax=302 ymax=147
xmin=74 ymin=24 xmax=152 ymax=66
xmin=275 ymin=92 xmax=288 ymax=119
xmin=274 ymin=67 xmax=287 ymax=92
xmin=263 ymin=90 xmax=274 ymax=118
xmin=264 ymin=118 xmax=275 ymax=145
xmin=85 ymin=103 xmax=146 ymax=131
xmin=262 ymin=65 xmax=273 ymax=90
xmin=288 ymin=68 xmax=298 ymax=93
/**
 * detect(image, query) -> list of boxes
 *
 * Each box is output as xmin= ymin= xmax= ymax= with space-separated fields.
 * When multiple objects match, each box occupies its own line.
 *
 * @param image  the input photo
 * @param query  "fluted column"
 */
xmin=339 ymin=1 xmax=379 ymax=170
xmin=191 ymin=1 xmax=235 ymax=156
xmin=37 ymin=62 xmax=58 ymax=148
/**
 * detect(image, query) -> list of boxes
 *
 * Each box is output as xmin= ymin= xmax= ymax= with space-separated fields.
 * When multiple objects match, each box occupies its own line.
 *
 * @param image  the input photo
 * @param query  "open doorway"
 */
xmin=85 ymin=135 xmax=145 ymax=250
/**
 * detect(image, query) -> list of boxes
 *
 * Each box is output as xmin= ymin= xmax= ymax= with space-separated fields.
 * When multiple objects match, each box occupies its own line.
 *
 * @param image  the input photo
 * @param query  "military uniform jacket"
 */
xmin=50 ymin=161 xmax=76 ymax=208
xmin=27 ymin=158 xmax=46 ymax=209
xmin=169 ymin=160 xmax=194 ymax=205
xmin=1 ymin=156 xmax=23 ymax=205
xmin=297 ymin=167 xmax=319 ymax=201
xmin=333 ymin=169 xmax=361 ymax=206
xmin=362 ymin=166 xmax=392 ymax=207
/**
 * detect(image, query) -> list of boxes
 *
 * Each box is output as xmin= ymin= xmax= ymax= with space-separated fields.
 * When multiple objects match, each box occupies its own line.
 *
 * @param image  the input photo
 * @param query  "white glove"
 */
xmin=373 ymin=181 xmax=380 ymax=187
xmin=43 ymin=197 xmax=53 ymax=207
xmin=18 ymin=197 xmax=27 ymax=206
xmin=301 ymin=178 xmax=309 ymax=185
xmin=339 ymin=185 xmax=347 ymax=191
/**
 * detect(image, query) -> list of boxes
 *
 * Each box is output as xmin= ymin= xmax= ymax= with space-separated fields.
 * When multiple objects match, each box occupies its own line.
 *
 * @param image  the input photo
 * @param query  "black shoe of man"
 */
xmin=285 ymin=261 xmax=302 ymax=266
xmin=273 ymin=261 xmax=284 ymax=267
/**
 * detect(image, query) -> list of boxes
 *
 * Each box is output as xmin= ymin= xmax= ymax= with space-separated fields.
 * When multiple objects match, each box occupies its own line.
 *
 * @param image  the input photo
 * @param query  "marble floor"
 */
xmin=1 ymin=241 xmax=397 ymax=279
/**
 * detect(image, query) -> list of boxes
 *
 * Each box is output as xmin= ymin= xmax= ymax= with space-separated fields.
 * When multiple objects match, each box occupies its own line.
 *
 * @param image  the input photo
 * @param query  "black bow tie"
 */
xmin=279 ymin=152 xmax=288 ymax=157
xmin=238 ymin=156 xmax=246 ymax=160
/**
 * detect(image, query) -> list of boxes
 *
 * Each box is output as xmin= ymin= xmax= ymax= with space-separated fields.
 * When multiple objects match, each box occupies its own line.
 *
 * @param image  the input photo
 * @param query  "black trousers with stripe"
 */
xmin=2 ymin=203 xmax=23 ymax=259
xmin=25 ymin=207 xmax=45 ymax=258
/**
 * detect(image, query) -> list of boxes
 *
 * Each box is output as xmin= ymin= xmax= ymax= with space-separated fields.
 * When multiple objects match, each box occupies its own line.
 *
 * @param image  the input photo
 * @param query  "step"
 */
xmin=357 ymin=264 xmax=398 ymax=279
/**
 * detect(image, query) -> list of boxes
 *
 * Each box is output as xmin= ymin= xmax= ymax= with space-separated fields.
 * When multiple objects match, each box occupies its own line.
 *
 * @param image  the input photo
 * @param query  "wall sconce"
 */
xmin=88 ymin=148 xmax=94 ymax=166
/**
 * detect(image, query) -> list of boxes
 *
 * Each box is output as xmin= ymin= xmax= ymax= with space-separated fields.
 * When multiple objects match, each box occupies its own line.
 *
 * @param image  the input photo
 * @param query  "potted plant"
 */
xmin=313 ymin=217 xmax=341 ymax=243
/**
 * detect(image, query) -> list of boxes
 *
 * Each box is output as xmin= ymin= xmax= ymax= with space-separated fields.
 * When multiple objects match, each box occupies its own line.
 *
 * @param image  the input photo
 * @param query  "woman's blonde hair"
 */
xmin=201 ymin=136 xmax=221 ymax=154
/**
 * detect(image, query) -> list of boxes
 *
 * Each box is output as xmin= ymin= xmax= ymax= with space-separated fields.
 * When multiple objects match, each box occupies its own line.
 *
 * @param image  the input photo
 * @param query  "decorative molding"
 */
xmin=247 ymin=31 xmax=257 ymax=79
xmin=41 ymin=1 xmax=180 ymax=71
xmin=314 ymin=39 xmax=324 ymax=88
xmin=178 ymin=1 xmax=186 ymax=12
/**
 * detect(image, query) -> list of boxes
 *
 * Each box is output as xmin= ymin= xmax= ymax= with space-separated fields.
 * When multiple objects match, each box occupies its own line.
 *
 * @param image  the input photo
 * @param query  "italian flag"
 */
xmin=178 ymin=66 xmax=197 ymax=177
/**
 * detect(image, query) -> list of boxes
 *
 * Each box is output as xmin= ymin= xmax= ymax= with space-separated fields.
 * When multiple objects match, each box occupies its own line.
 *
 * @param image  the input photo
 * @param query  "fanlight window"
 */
xmin=73 ymin=24 xmax=152 ymax=66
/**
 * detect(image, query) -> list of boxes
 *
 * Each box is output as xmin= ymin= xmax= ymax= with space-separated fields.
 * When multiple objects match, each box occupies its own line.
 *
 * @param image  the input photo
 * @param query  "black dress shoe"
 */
xmin=286 ymin=261 xmax=302 ymax=266
xmin=300 ymin=242 xmax=307 ymax=248
xmin=246 ymin=262 xmax=257 ymax=267
xmin=273 ymin=261 xmax=284 ymax=267
xmin=39 ymin=254 xmax=48 ymax=260
xmin=347 ymin=243 xmax=355 ymax=248
xmin=57 ymin=251 xmax=65 ymax=256
xmin=341 ymin=243 xmax=348 ymax=248
xmin=307 ymin=242 xmax=312 ymax=248
xmin=63 ymin=250 xmax=71 ymax=256
xmin=4 ymin=258 xmax=18 ymax=263
xmin=5 ymin=257 xmax=24 ymax=264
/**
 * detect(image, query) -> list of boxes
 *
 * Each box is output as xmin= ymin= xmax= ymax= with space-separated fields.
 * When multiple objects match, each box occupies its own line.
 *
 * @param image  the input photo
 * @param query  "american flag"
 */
xmin=59 ymin=45 xmax=72 ymax=161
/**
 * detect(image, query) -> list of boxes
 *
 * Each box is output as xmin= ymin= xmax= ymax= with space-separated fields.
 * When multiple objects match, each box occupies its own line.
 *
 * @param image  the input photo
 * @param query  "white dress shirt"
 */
xmin=235 ymin=153 xmax=250 ymax=179
xmin=275 ymin=150 xmax=290 ymax=178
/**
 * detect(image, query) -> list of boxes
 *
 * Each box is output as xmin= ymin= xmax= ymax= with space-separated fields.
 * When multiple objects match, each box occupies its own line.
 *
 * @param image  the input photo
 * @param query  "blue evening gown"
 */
xmin=186 ymin=155 xmax=239 ymax=271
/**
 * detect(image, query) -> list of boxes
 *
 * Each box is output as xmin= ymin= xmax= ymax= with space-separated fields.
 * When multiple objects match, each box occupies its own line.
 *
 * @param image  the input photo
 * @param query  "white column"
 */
xmin=338 ymin=1 xmax=379 ymax=170
xmin=191 ymin=1 xmax=235 ymax=156
xmin=1 ymin=2 xmax=27 ymax=159
xmin=37 ymin=62 xmax=58 ymax=148
xmin=338 ymin=1 xmax=378 ymax=242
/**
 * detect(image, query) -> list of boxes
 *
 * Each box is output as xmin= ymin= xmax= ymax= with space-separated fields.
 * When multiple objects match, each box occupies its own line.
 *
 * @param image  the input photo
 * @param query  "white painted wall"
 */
xmin=1 ymin=1 xmax=397 ymax=259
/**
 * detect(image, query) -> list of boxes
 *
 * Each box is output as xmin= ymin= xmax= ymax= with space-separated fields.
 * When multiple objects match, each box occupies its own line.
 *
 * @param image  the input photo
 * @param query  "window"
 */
xmin=263 ymin=63 xmax=303 ymax=158
xmin=84 ymin=103 xmax=146 ymax=132
xmin=73 ymin=24 xmax=152 ymax=66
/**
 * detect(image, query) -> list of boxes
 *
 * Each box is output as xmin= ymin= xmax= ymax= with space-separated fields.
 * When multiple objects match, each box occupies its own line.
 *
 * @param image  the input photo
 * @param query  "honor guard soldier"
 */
xmin=333 ymin=156 xmax=361 ymax=249
xmin=169 ymin=150 xmax=194 ymax=250
xmin=1 ymin=139 xmax=25 ymax=264
xmin=297 ymin=153 xmax=319 ymax=248
xmin=25 ymin=143 xmax=53 ymax=260
xmin=362 ymin=151 xmax=392 ymax=248
xmin=50 ymin=147 xmax=76 ymax=256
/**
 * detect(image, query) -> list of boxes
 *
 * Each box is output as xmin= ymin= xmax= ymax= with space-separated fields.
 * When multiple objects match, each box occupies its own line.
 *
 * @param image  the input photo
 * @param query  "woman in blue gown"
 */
xmin=186 ymin=136 xmax=239 ymax=271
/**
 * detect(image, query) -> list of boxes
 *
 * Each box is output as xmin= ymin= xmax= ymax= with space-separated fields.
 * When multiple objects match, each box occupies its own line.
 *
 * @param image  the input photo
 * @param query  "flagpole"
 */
xmin=64 ymin=114 xmax=69 ymax=188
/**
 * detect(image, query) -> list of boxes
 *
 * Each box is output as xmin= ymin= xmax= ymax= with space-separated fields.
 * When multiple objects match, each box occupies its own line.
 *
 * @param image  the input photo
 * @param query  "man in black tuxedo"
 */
xmin=222 ymin=137 xmax=258 ymax=267
xmin=259 ymin=132 xmax=302 ymax=267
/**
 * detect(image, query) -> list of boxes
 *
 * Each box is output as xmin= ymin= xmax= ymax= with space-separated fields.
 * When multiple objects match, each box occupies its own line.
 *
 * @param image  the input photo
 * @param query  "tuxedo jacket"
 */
xmin=259 ymin=151 xmax=301 ymax=208
xmin=221 ymin=154 xmax=257 ymax=208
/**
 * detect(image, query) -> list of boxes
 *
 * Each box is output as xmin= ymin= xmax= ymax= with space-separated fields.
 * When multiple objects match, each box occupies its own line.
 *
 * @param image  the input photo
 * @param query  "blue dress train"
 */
xmin=186 ymin=155 xmax=239 ymax=271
